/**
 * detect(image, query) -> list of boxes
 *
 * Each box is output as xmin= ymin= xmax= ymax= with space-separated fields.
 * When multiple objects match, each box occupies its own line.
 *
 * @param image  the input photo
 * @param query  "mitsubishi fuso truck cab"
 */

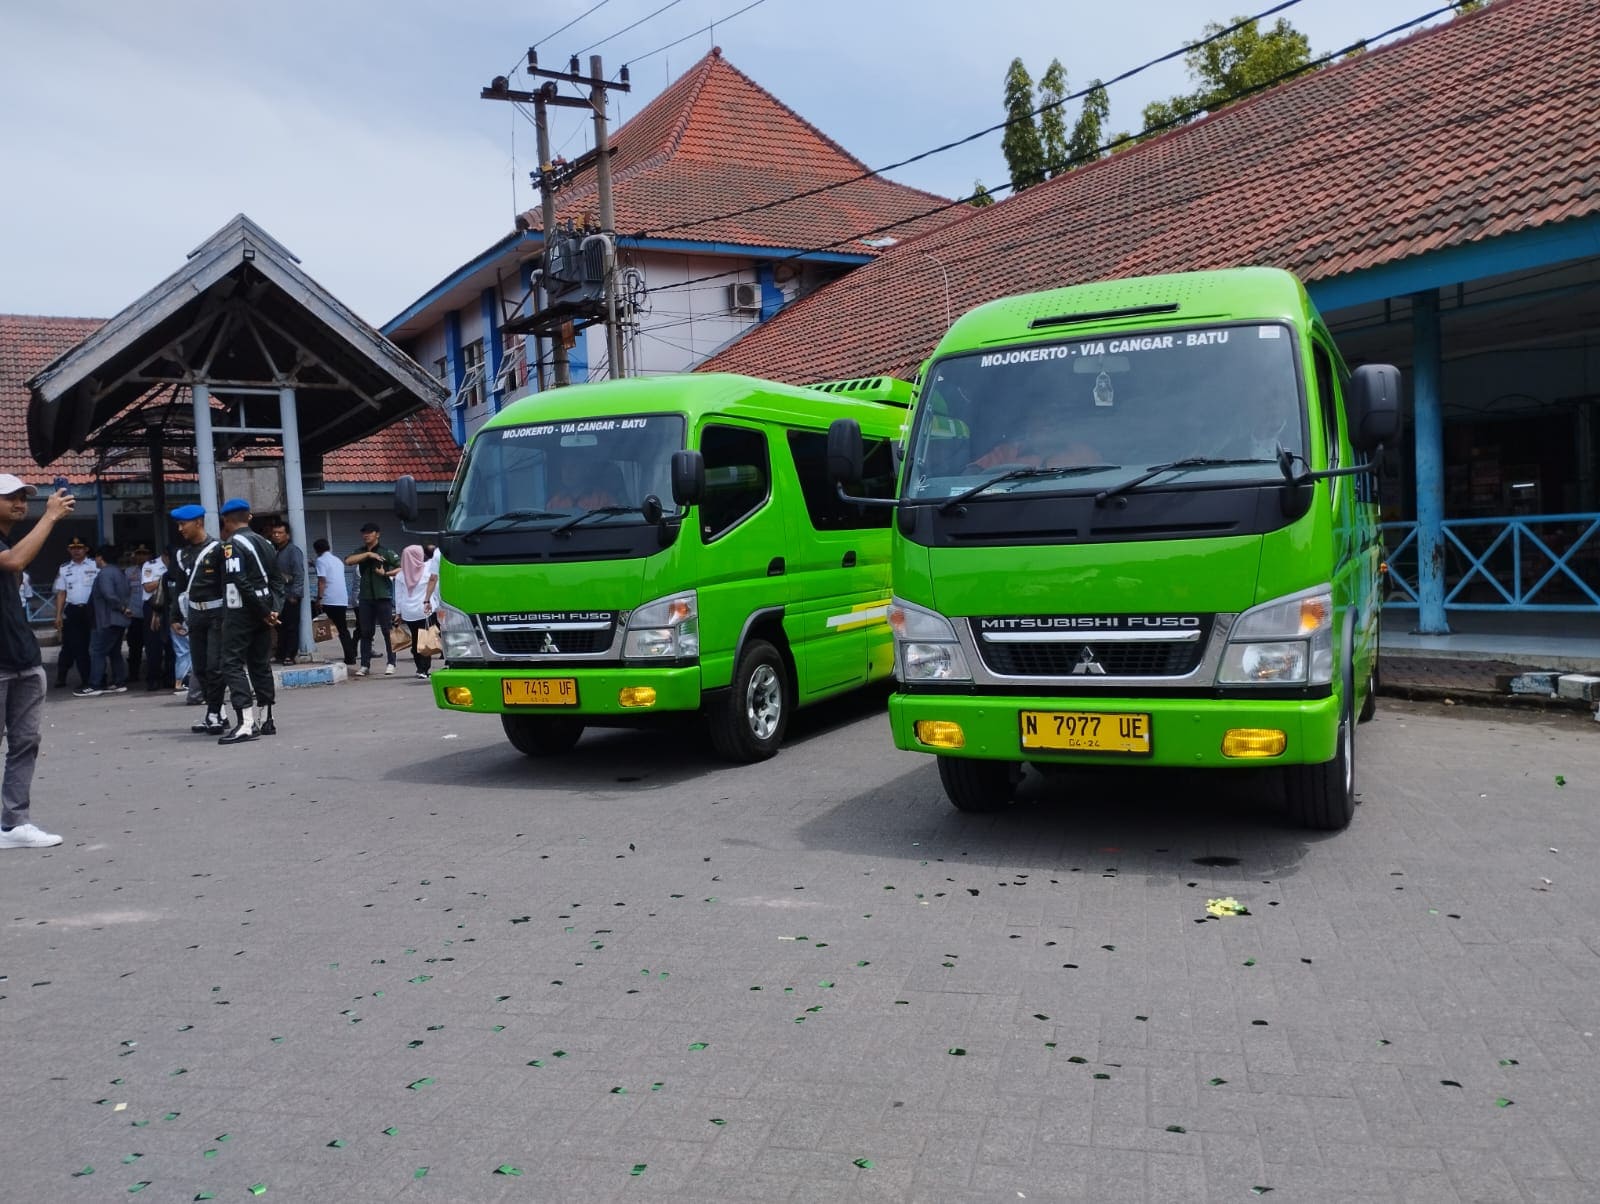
xmin=827 ymin=268 xmax=1399 ymax=828
xmin=396 ymin=372 xmax=908 ymax=762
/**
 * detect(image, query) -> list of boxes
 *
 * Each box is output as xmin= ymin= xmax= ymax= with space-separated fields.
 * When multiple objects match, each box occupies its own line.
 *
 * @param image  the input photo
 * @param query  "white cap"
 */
xmin=0 ymin=474 xmax=38 ymax=497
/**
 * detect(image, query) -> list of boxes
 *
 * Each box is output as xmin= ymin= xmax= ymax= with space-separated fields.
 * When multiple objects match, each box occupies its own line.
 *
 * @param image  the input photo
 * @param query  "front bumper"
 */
xmin=889 ymin=690 xmax=1340 ymax=767
xmin=431 ymin=665 xmax=703 ymax=716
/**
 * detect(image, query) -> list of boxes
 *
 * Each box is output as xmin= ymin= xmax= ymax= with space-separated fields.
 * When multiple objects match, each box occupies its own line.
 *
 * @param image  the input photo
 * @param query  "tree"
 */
xmin=970 ymin=180 xmax=996 ymax=207
xmin=1138 ymin=16 xmax=1313 ymax=139
xmin=1038 ymin=59 xmax=1070 ymax=178
xmin=1066 ymin=79 xmax=1110 ymax=168
xmin=1000 ymin=58 xmax=1046 ymax=193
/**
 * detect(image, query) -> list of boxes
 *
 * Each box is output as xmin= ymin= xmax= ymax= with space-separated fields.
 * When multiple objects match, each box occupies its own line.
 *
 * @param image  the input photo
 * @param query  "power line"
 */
xmin=633 ymin=0 xmax=1477 ymax=300
xmin=576 ymin=0 xmax=689 ymax=55
xmin=535 ymin=0 xmax=613 ymax=51
xmin=620 ymin=0 xmax=773 ymax=71
xmin=631 ymin=0 xmax=1305 ymax=239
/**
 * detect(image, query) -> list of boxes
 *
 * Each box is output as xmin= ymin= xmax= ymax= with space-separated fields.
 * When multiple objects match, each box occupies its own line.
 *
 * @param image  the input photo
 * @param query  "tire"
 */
xmin=707 ymin=639 xmax=788 ymax=762
xmin=937 ymin=756 xmax=1018 ymax=813
xmin=1282 ymin=699 xmax=1355 ymax=830
xmin=501 ymin=714 xmax=585 ymax=757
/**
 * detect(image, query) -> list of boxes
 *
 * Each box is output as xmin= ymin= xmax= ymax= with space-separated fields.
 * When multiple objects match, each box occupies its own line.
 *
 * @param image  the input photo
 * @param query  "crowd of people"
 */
xmin=0 ymin=480 xmax=446 ymax=851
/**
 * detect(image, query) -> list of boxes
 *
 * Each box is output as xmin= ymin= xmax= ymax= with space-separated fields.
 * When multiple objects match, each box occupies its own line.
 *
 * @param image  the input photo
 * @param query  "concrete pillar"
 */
xmin=279 ymin=386 xmax=313 ymax=657
xmin=192 ymin=382 xmax=220 ymax=531
xmin=1412 ymin=289 xmax=1449 ymax=634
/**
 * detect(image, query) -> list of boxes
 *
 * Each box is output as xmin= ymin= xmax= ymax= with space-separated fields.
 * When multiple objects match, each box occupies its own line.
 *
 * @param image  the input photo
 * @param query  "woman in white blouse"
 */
xmin=393 ymin=544 xmax=439 ymax=678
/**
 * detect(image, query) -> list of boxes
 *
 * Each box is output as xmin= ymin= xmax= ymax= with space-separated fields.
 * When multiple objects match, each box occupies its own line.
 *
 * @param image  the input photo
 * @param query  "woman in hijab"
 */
xmin=394 ymin=544 xmax=435 ymax=679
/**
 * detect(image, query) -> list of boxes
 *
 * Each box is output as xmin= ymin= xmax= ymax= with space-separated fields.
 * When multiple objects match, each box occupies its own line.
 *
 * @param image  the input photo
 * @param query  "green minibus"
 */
xmin=395 ymin=372 xmax=908 ymax=762
xmin=827 ymin=268 xmax=1399 ymax=828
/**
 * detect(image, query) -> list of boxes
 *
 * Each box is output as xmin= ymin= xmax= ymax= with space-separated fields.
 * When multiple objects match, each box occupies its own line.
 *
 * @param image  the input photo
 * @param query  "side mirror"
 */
xmin=394 ymin=475 xmax=419 ymax=523
xmin=827 ymin=418 xmax=864 ymax=485
xmin=641 ymin=493 xmax=664 ymax=525
xmin=1348 ymin=364 xmax=1401 ymax=451
xmin=670 ymin=450 xmax=704 ymax=507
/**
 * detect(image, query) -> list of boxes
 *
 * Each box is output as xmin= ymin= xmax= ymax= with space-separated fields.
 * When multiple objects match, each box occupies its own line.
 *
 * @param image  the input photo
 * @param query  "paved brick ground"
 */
xmin=4 ymin=679 xmax=1597 ymax=1202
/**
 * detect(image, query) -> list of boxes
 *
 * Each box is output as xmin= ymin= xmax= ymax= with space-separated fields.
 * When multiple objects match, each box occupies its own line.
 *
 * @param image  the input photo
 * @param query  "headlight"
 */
xmin=436 ymin=601 xmax=483 ymax=661
xmin=624 ymin=590 xmax=698 ymax=659
xmin=1216 ymin=587 xmax=1332 ymax=685
xmin=890 ymin=596 xmax=971 ymax=682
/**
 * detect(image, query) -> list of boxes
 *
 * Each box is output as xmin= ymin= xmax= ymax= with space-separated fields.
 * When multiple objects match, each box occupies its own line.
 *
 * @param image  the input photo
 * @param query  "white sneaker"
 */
xmin=354 ymin=666 xmax=369 ymax=677
xmin=0 ymin=822 xmax=63 ymax=849
xmin=384 ymin=664 xmax=396 ymax=676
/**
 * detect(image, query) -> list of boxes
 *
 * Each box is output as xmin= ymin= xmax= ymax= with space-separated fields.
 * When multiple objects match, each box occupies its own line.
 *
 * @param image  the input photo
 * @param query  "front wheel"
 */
xmin=1282 ymin=702 xmax=1355 ymax=830
xmin=501 ymin=714 xmax=585 ymax=757
xmin=937 ymin=756 xmax=1019 ymax=813
xmin=707 ymin=639 xmax=788 ymax=762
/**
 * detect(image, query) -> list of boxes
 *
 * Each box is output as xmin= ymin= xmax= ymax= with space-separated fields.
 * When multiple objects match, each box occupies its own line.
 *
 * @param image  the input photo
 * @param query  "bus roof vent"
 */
xmin=806 ymin=375 xmax=914 ymax=407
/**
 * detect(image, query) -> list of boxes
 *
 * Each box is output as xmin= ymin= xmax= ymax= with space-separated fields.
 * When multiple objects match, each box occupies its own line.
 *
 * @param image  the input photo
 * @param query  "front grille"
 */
xmin=973 ymin=631 xmax=1208 ymax=678
xmin=483 ymin=625 xmax=614 ymax=656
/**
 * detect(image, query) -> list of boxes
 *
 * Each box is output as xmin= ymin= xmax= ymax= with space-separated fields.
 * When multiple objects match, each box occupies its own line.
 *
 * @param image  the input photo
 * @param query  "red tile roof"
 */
xmin=525 ymin=48 xmax=957 ymax=252
xmin=0 ymin=314 xmax=458 ymax=485
xmin=701 ymin=0 xmax=1600 ymax=382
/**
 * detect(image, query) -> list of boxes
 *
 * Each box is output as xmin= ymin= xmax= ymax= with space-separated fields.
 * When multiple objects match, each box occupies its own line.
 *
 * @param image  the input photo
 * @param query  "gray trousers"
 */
xmin=0 ymin=666 xmax=46 ymax=828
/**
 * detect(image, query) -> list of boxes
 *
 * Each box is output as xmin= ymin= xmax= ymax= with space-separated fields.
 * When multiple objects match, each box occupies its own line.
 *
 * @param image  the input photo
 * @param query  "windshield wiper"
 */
xmin=1093 ymin=457 xmax=1277 ymax=506
xmin=937 ymin=464 xmax=1121 ymax=513
xmin=551 ymin=505 xmax=645 ymax=535
xmin=456 ymin=509 xmax=566 ymax=541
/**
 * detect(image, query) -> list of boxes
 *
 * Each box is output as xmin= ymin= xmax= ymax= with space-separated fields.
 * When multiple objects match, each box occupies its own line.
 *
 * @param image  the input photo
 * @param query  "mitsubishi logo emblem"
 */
xmin=1071 ymin=646 xmax=1106 ymax=675
xmin=540 ymin=632 xmax=560 ymax=654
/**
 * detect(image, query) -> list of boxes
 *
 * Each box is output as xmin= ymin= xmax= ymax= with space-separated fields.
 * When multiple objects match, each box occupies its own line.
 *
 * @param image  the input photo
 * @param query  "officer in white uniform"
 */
xmin=51 ymin=536 xmax=98 ymax=688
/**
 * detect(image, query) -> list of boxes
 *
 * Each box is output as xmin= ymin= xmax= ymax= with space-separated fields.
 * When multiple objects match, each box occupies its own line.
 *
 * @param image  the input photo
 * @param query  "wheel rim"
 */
xmin=745 ymin=663 xmax=781 ymax=741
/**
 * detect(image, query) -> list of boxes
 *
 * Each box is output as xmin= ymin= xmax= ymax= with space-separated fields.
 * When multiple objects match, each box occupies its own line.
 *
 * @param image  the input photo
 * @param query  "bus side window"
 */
xmin=1312 ymin=342 xmax=1341 ymax=471
xmin=700 ymin=424 xmax=770 ymax=541
xmin=786 ymin=430 xmax=894 ymax=531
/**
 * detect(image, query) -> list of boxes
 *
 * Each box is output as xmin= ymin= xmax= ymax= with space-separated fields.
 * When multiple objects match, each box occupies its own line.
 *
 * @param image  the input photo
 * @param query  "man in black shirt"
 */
xmin=0 ymin=474 xmax=76 ymax=849
xmin=172 ymin=504 xmax=228 ymax=734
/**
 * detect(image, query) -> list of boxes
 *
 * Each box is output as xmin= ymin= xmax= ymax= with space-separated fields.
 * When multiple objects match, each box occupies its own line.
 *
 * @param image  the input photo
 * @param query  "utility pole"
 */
xmin=482 ymin=52 xmax=629 ymax=386
xmin=590 ymin=54 xmax=625 ymax=380
xmin=531 ymin=86 xmax=569 ymax=387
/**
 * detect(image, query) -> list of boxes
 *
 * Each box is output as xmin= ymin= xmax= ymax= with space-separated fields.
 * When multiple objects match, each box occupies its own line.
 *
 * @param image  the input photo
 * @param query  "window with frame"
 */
xmin=699 ymin=424 xmax=770 ymax=541
xmin=461 ymin=339 xmax=486 ymax=409
xmin=1312 ymin=342 xmax=1340 ymax=471
xmin=786 ymin=430 xmax=895 ymax=530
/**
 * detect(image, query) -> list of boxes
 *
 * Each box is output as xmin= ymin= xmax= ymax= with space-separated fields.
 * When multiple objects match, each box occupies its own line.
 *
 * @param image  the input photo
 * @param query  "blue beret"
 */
xmin=219 ymin=497 xmax=252 ymax=515
xmin=170 ymin=504 xmax=206 ymax=521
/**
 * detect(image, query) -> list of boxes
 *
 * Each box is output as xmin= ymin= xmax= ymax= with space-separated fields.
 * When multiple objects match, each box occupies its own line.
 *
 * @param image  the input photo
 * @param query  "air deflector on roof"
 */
xmin=1028 ymin=303 xmax=1181 ymax=330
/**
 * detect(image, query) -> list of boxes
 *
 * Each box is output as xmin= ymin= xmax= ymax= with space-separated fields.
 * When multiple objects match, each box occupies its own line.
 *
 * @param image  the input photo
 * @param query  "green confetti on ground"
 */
xmin=1167 ymin=1125 xmax=1187 ymax=1133
xmin=1243 ymin=958 xmax=1257 ymax=967
xmin=1208 ymin=1077 xmax=1228 ymax=1086
xmin=1093 ymin=1073 xmax=1111 ymax=1080
xmin=169 ymin=1068 xmax=187 ymax=1076
xmin=408 ymin=976 xmax=432 ymax=984
xmin=493 ymin=1165 xmax=522 ymax=1177
xmin=407 ymin=1040 xmax=423 ymax=1049
xmin=818 ymin=981 xmax=834 ymax=988
xmin=688 ymin=1042 xmax=708 ymax=1051
xmin=1251 ymin=1189 xmax=1274 ymax=1197
xmin=327 ymin=1139 xmax=346 ymax=1148
xmin=122 ymin=1154 xmax=143 ymax=1165
xmin=1495 ymin=1098 xmax=1514 ymax=1107
xmin=491 ymin=1025 xmax=505 ymax=1033
xmin=1067 ymin=1056 xmax=1087 ymax=1064
xmin=948 ymin=1048 xmax=967 ymax=1056
xmin=856 ymin=961 xmax=869 ymax=967
xmin=1555 ymin=775 xmax=1566 ymax=787
xmin=382 ymin=1127 xmax=398 ymax=1136
xmin=1377 ymin=1039 xmax=1391 ymax=1046
xmin=709 ymin=1118 xmax=726 ymax=1126
xmin=130 ymin=1120 xmax=149 ymax=1128
xmin=406 ymin=1078 xmax=435 ymax=1091
xmin=630 ymin=1164 xmax=647 ymax=1176
xmin=527 ymin=1060 xmax=543 ymax=1068
xmin=248 ymin=1184 xmax=267 ymax=1196
xmin=1499 ymin=1059 xmax=1519 ymax=1067
xmin=552 ymin=1049 xmax=568 ymax=1058
xmin=176 ymin=1025 xmax=193 ymax=1032
xmin=414 ymin=1167 xmax=428 ymax=1179
xmin=610 ymin=1087 xmax=627 ymax=1095
xmin=72 ymin=1166 xmax=94 ymax=1177
xmin=1044 ymin=1042 xmax=1057 ymax=1049
xmin=650 ymin=1082 xmax=663 ymax=1091
xmin=128 ymin=1183 xmax=152 ymax=1194
xmin=203 ymin=1149 xmax=218 ymax=1160
xmin=194 ymin=1194 xmax=216 ymax=1201
xmin=270 ymin=1036 xmax=284 ymax=1044
xmin=853 ymin=1158 xmax=874 ymax=1169
xmin=163 ymin=1113 xmax=180 ymax=1121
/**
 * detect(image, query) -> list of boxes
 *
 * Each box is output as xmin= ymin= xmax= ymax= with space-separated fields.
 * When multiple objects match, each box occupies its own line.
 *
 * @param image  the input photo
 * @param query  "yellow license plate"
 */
xmin=503 ymin=678 xmax=579 ymax=706
xmin=1020 ymin=710 xmax=1151 ymax=754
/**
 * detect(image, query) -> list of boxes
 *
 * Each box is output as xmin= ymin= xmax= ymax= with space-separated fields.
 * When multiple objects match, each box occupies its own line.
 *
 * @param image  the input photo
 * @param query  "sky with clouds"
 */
xmin=0 ymin=0 xmax=1456 ymax=328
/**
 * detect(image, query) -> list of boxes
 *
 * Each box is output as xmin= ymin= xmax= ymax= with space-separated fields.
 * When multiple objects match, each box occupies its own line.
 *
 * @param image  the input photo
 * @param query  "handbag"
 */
xmin=389 ymin=617 xmax=413 ymax=651
xmin=415 ymin=624 xmax=441 ymax=657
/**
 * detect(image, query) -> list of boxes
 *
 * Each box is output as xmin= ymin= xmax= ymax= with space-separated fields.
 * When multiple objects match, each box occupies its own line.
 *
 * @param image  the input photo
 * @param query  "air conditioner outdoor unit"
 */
xmin=728 ymin=281 xmax=761 ymax=313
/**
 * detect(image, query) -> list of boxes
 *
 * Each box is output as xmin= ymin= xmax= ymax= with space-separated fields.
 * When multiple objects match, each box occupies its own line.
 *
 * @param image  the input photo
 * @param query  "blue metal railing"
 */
xmin=1381 ymin=512 xmax=1600 ymax=612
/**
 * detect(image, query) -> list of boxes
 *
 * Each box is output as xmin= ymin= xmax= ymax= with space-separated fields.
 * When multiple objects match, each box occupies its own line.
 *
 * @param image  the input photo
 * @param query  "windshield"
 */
xmin=904 ymin=323 xmax=1304 ymax=501
xmin=445 ymin=413 xmax=685 ymax=531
